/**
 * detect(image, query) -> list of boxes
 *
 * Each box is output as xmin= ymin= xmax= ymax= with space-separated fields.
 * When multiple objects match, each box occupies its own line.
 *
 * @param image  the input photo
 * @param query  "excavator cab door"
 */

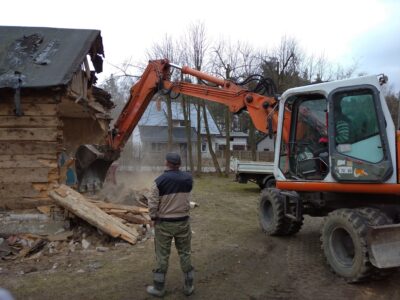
xmin=328 ymin=85 xmax=393 ymax=182
xmin=278 ymin=94 xmax=329 ymax=180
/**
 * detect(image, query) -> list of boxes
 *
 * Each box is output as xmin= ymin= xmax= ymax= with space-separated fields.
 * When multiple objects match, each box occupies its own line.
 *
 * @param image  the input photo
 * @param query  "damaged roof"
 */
xmin=0 ymin=26 xmax=104 ymax=89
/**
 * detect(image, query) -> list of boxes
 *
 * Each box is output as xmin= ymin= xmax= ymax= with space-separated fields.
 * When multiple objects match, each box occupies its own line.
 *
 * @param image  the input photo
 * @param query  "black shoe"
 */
xmin=183 ymin=269 xmax=194 ymax=296
xmin=147 ymin=272 xmax=166 ymax=297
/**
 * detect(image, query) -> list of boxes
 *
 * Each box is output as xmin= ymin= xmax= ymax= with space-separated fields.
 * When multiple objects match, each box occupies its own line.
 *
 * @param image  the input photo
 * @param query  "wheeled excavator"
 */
xmin=75 ymin=59 xmax=400 ymax=282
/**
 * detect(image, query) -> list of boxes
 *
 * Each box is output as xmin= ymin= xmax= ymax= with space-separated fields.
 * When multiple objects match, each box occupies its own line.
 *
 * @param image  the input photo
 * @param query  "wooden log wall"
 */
xmin=0 ymin=85 xmax=111 ymax=210
xmin=0 ymin=92 xmax=62 ymax=209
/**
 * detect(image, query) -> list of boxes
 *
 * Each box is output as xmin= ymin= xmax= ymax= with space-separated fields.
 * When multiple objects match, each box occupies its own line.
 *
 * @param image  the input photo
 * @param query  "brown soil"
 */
xmin=1 ymin=174 xmax=400 ymax=299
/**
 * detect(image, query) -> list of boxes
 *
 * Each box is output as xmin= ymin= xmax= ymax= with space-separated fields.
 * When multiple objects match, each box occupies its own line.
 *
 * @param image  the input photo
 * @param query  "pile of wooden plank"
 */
xmin=49 ymin=184 xmax=150 ymax=245
xmin=89 ymin=200 xmax=150 ymax=225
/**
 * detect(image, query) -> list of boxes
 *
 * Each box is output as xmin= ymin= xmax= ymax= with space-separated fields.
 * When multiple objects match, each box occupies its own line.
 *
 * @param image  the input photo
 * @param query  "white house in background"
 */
xmin=256 ymin=135 xmax=275 ymax=152
xmin=133 ymin=100 xmax=221 ymax=159
xmin=214 ymin=131 xmax=249 ymax=151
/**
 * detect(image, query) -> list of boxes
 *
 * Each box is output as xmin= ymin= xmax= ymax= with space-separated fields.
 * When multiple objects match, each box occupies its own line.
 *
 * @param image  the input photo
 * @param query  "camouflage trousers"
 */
xmin=154 ymin=219 xmax=192 ymax=273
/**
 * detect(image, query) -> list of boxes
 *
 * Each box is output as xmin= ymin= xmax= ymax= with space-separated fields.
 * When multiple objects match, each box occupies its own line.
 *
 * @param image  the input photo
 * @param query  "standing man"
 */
xmin=147 ymin=152 xmax=194 ymax=297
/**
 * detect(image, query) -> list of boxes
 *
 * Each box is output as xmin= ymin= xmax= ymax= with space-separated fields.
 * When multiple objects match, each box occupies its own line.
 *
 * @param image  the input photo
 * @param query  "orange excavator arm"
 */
xmin=109 ymin=60 xmax=172 ymax=150
xmin=75 ymin=59 xmax=288 ymax=192
xmin=110 ymin=59 xmax=287 ymax=151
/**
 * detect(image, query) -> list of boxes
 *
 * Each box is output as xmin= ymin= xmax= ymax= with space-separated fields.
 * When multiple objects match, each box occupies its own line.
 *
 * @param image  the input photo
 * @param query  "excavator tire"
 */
xmin=356 ymin=207 xmax=397 ymax=280
xmin=356 ymin=207 xmax=392 ymax=226
xmin=286 ymin=214 xmax=304 ymax=235
xmin=259 ymin=188 xmax=303 ymax=236
xmin=321 ymin=209 xmax=373 ymax=282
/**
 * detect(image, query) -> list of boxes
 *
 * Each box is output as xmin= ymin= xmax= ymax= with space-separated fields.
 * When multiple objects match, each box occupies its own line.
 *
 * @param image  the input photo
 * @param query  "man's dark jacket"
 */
xmin=148 ymin=170 xmax=193 ymax=220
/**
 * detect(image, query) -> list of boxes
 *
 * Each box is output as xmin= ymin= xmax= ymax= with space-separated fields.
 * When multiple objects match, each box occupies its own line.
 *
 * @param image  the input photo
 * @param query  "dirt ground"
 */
xmin=1 ymin=174 xmax=400 ymax=300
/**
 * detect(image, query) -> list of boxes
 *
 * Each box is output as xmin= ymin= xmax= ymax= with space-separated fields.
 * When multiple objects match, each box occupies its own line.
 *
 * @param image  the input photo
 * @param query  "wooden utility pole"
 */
xmin=181 ymin=95 xmax=194 ymax=172
xmin=224 ymin=64 xmax=232 ymax=176
xmin=202 ymin=101 xmax=222 ymax=175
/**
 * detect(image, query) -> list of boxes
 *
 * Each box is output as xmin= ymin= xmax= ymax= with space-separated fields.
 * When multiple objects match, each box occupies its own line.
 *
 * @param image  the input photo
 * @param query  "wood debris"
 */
xmin=87 ymin=200 xmax=150 ymax=226
xmin=49 ymin=184 xmax=147 ymax=245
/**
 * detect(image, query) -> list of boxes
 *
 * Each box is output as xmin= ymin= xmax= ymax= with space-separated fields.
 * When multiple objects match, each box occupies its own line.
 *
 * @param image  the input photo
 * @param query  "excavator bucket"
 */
xmin=367 ymin=224 xmax=400 ymax=268
xmin=75 ymin=144 xmax=120 ymax=192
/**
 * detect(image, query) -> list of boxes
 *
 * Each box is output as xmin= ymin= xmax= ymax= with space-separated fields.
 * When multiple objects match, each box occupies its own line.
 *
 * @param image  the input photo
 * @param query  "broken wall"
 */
xmin=0 ymin=87 xmax=111 ymax=210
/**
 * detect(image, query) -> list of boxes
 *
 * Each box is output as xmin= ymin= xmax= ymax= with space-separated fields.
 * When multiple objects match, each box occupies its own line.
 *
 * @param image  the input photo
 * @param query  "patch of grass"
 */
xmin=1 ymin=173 xmax=265 ymax=300
xmin=193 ymin=174 xmax=260 ymax=195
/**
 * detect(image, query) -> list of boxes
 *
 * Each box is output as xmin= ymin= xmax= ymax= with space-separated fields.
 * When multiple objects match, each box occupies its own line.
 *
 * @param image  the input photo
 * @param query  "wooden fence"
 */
xmin=215 ymin=150 xmax=274 ymax=162
xmin=118 ymin=150 xmax=274 ymax=172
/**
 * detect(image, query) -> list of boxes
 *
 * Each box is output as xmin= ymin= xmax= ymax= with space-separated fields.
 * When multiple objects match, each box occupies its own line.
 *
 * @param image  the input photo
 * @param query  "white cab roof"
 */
xmin=281 ymin=75 xmax=384 ymax=99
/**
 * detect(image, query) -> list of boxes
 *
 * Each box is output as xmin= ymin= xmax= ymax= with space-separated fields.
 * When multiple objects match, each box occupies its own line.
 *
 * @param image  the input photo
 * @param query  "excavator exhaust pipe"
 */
xmin=75 ymin=144 xmax=120 ymax=193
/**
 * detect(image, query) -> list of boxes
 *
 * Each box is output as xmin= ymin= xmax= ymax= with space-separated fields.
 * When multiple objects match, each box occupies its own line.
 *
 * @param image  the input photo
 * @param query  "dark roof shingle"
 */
xmin=0 ymin=26 xmax=104 ymax=89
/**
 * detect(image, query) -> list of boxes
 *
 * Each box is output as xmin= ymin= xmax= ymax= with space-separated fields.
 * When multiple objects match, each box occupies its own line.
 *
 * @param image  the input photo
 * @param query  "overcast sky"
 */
xmin=2 ymin=0 xmax=399 ymax=92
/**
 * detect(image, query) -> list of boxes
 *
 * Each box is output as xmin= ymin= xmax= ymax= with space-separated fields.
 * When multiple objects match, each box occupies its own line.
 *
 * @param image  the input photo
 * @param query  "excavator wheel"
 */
xmin=259 ymin=188 xmax=303 ymax=236
xmin=321 ymin=209 xmax=373 ymax=282
xmin=286 ymin=214 xmax=304 ymax=235
xmin=356 ymin=207 xmax=397 ymax=280
xmin=356 ymin=207 xmax=392 ymax=226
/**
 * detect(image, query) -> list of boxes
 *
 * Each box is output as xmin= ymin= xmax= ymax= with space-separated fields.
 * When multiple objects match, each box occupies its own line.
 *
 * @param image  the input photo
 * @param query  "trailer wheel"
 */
xmin=321 ymin=209 xmax=372 ymax=282
xmin=237 ymin=174 xmax=248 ymax=184
xmin=258 ymin=176 xmax=276 ymax=189
xmin=264 ymin=177 xmax=276 ymax=189
xmin=259 ymin=188 xmax=302 ymax=236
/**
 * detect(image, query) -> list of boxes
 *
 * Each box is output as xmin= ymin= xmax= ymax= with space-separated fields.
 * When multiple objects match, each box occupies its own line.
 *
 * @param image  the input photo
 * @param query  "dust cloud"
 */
xmin=97 ymin=171 xmax=160 ymax=206
xmin=116 ymin=171 xmax=159 ymax=190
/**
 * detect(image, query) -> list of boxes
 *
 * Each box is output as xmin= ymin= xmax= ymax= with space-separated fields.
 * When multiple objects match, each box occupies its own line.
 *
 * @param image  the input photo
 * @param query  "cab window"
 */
xmin=333 ymin=89 xmax=383 ymax=163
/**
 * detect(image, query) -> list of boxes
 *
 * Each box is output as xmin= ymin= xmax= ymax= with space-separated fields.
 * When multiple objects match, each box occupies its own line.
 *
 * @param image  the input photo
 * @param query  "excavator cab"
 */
xmin=276 ymin=76 xmax=394 ymax=184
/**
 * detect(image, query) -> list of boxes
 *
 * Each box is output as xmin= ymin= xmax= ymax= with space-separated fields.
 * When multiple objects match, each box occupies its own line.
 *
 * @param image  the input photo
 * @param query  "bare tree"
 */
xmin=259 ymin=36 xmax=306 ymax=93
xmin=202 ymin=101 xmax=222 ymax=175
xmin=384 ymin=86 xmax=400 ymax=129
xmin=332 ymin=61 xmax=358 ymax=80
xmin=211 ymin=39 xmax=251 ymax=175
xmin=176 ymin=54 xmax=195 ymax=173
xmin=180 ymin=21 xmax=209 ymax=176
xmin=301 ymin=52 xmax=332 ymax=83
xmin=238 ymin=44 xmax=258 ymax=160
xmin=301 ymin=51 xmax=359 ymax=83
xmin=180 ymin=94 xmax=195 ymax=172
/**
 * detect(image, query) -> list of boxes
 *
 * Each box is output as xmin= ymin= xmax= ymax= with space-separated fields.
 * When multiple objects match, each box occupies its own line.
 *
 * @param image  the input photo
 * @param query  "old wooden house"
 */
xmin=0 ymin=26 xmax=113 ymax=209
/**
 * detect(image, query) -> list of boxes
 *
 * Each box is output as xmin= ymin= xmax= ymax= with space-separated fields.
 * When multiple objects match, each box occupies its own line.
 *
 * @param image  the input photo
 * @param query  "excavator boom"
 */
xmin=75 ymin=59 xmax=281 ymax=192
